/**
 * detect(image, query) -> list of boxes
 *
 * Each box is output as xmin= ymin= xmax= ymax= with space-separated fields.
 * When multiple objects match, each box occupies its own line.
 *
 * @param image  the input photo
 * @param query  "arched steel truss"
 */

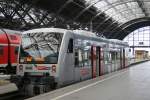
xmin=2 ymin=0 xmax=150 ymax=39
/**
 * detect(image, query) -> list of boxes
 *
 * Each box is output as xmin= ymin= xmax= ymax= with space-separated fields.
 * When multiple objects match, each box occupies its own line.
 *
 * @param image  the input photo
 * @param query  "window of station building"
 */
xmin=123 ymin=26 xmax=150 ymax=47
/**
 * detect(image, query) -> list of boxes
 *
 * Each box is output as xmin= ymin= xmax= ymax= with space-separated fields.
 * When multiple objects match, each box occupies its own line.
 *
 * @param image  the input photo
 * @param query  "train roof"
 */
xmin=73 ymin=30 xmax=128 ymax=46
xmin=73 ymin=30 xmax=96 ymax=37
xmin=22 ymin=28 xmax=68 ymax=34
xmin=0 ymin=29 xmax=21 ymax=35
xmin=109 ymin=39 xmax=129 ymax=46
xmin=22 ymin=28 xmax=128 ymax=47
xmin=73 ymin=30 xmax=109 ymax=43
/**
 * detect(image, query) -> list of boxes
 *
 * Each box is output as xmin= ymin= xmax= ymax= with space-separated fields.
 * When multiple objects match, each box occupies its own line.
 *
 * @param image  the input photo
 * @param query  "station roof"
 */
xmin=1 ymin=0 xmax=150 ymax=40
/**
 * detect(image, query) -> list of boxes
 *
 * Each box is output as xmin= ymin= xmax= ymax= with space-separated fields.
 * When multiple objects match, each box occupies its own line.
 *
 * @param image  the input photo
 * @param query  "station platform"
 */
xmin=27 ymin=61 xmax=150 ymax=100
xmin=0 ymin=83 xmax=18 ymax=95
xmin=0 ymin=75 xmax=11 ymax=80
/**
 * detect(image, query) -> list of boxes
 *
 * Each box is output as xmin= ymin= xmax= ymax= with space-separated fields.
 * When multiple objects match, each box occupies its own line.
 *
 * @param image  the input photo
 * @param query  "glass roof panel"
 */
xmin=115 ymin=4 xmax=127 ymax=10
xmin=0 ymin=13 xmax=4 ymax=17
xmin=135 ymin=13 xmax=145 ymax=18
xmin=94 ymin=1 xmax=108 ymax=9
xmin=144 ymin=2 xmax=150 ymax=6
xmin=105 ymin=8 xmax=116 ymax=16
xmin=112 ymin=14 xmax=127 ymax=23
xmin=132 ymin=8 xmax=143 ymax=14
xmin=143 ymin=2 xmax=150 ymax=15
xmin=85 ymin=0 xmax=99 ymax=5
xmin=85 ymin=0 xmax=150 ymax=24
xmin=84 ymin=0 xmax=150 ymax=24
xmin=126 ymin=2 xmax=139 ymax=8
xmin=107 ymin=0 xmax=120 ymax=4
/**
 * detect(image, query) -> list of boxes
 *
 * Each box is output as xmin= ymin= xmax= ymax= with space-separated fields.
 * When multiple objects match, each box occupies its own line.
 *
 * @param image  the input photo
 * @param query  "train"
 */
xmin=13 ymin=28 xmax=130 ymax=96
xmin=0 ymin=29 xmax=21 ymax=74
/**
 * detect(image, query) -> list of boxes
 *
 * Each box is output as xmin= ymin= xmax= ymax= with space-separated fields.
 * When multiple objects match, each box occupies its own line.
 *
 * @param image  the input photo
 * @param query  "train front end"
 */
xmin=16 ymin=28 xmax=64 ymax=96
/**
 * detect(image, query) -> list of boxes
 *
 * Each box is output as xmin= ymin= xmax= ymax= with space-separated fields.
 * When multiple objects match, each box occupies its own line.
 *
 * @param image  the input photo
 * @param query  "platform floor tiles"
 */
xmin=28 ymin=61 xmax=150 ymax=100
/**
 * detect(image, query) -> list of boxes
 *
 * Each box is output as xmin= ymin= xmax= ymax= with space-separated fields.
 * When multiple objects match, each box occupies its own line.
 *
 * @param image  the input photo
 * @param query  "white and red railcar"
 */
xmin=14 ymin=28 xmax=130 ymax=96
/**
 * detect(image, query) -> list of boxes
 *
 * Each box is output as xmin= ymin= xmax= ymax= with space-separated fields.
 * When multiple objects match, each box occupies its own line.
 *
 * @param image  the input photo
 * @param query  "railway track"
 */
xmin=0 ymin=91 xmax=31 ymax=100
xmin=0 ymin=91 xmax=22 ymax=100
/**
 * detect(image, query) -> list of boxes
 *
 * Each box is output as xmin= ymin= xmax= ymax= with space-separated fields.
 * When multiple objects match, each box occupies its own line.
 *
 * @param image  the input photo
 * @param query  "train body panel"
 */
xmin=0 ymin=33 xmax=8 ymax=44
xmin=57 ymin=31 xmax=75 ymax=85
xmin=16 ymin=28 xmax=130 ymax=95
xmin=0 ymin=29 xmax=21 ymax=73
xmin=0 ymin=45 xmax=8 ymax=66
xmin=0 ymin=33 xmax=9 ymax=68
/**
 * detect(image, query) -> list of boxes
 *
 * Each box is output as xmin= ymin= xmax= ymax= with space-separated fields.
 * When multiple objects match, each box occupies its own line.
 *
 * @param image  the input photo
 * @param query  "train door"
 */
xmin=96 ymin=47 xmax=100 ymax=77
xmin=96 ymin=47 xmax=104 ymax=76
xmin=91 ymin=46 xmax=96 ymax=78
xmin=92 ymin=46 xmax=104 ymax=78
xmin=99 ymin=47 xmax=104 ymax=76
xmin=123 ymin=49 xmax=125 ymax=68
xmin=96 ymin=47 xmax=105 ymax=76
xmin=120 ymin=49 xmax=122 ymax=69
xmin=120 ymin=49 xmax=125 ymax=69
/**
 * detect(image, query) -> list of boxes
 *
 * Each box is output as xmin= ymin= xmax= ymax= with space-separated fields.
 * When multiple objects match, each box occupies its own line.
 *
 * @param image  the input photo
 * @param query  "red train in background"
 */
xmin=0 ymin=29 xmax=21 ymax=74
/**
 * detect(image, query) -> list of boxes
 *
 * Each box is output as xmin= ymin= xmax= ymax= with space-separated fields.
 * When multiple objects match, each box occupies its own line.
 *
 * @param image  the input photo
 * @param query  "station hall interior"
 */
xmin=1 ymin=0 xmax=150 ymax=100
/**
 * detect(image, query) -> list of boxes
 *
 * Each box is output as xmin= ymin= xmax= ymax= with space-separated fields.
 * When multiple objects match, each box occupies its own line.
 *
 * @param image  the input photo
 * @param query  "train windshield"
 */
xmin=19 ymin=32 xmax=63 ymax=64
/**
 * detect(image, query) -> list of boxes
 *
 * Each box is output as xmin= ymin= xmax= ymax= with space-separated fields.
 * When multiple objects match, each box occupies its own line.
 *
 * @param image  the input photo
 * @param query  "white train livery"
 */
xmin=15 ymin=28 xmax=129 ymax=95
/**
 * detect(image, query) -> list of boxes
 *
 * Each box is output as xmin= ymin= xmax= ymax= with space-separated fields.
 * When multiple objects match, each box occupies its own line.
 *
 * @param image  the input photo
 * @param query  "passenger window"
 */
xmin=78 ymin=49 xmax=83 ymax=67
xmin=67 ymin=39 xmax=73 ymax=53
xmin=75 ymin=51 xmax=79 ymax=66
xmin=0 ymin=46 xmax=3 ymax=55
xmin=129 ymin=49 xmax=131 ymax=52
xmin=15 ymin=47 xmax=19 ymax=55
xmin=9 ymin=35 xmax=17 ymax=40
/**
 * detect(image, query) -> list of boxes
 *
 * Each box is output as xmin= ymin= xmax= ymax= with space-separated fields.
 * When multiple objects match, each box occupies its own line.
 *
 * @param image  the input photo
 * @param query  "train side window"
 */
xmin=75 ymin=51 xmax=79 ymax=66
xmin=129 ymin=49 xmax=131 ymax=52
xmin=67 ymin=38 xmax=73 ymax=53
xmin=15 ymin=46 xmax=19 ymax=54
xmin=0 ymin=46 xmax=3 ymax=55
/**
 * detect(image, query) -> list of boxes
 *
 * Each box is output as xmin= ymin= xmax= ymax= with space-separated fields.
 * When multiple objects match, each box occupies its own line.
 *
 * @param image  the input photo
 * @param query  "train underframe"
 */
xmin=10 ymin=73 xmax=56 ymax=96
xmin=0 ymin=65 xmax=16 ymax=74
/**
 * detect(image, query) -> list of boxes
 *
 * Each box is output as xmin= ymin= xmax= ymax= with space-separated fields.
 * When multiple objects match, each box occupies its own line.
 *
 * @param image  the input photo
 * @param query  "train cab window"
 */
xmin=0 ymin=46 xmax=3 ymax=55
xmin=67 ymin=38 xmax=73 ymax=53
